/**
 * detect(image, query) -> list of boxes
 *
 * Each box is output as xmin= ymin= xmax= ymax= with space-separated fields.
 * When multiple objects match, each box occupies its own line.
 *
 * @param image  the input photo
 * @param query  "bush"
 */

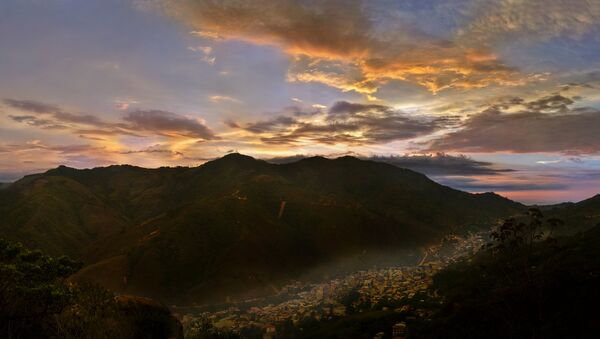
xmin=1 ymin=238 xmax=183 ymax=339
xmin=0 ymin=238 xmax=81 ymax=337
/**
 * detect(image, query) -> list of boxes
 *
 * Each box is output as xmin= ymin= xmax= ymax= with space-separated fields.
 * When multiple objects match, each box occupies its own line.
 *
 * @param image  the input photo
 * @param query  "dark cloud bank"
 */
xmin=4 ymin=99 xmax=216 ymax=140
xmin=233 ymin=101 xmax=458 ymax=145
xmin=427 ymin=94 xmax=600 ymax=154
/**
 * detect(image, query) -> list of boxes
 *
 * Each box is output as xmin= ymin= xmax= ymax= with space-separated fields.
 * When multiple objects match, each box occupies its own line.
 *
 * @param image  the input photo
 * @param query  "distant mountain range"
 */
xmin=2 ymin=153 xmax=594 ymax=303
xmin=542 ymin=194 xmax=600 ymax=233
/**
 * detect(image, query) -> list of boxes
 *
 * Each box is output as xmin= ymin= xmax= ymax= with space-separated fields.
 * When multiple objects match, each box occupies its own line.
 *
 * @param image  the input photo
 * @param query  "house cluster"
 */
xmin=177 ymin=232 xmax=486 ymax=337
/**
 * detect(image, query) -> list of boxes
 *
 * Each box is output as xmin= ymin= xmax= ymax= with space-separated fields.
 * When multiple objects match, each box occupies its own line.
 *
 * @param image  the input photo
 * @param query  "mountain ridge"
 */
xmin=0 ymin=153 xmax=525 ymax=302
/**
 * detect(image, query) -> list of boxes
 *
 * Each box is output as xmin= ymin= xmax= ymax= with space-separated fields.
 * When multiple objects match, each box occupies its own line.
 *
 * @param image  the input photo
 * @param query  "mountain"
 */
xmin=542 ymin=194 xmax=600 ymax=233
xmin=0 ymin=154 xmax=523 ymax=303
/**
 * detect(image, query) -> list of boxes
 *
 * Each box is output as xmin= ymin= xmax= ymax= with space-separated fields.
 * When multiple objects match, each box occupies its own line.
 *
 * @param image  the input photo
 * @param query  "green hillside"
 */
xmin=0 ymin=154 xmax=523 ymax=303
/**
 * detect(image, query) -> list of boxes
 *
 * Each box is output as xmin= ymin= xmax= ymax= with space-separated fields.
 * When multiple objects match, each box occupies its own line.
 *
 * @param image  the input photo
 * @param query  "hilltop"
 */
xmin=0 ymin=154 xmax=523 ymax=302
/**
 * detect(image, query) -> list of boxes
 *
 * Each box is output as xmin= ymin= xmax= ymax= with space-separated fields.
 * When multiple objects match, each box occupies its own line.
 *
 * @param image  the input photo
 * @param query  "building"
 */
xmin=392 ymin=321 xmax=407 ymax=339
xmin=263 ymin=324 xmax=277 ymax=339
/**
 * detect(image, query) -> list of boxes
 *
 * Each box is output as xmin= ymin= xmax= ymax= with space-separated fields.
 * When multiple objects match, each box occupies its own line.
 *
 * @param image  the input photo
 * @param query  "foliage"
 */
xmin=54 ymin=284 xmax=125 ymax=338
xmin=184 ymin=315 xmax=242 ymax=339
xmin=277 ymin=310 xmax=405 ymax=339
xmin=487 ymin=208 xmax=563 ymax=254
xmin=0 ymin=238 xmax=81 ymax=337
xmin=340 ymin=288 xmax=361 ymax=313
xmin=411 ymin=214 xmax=600 ymax=339
xmin=1 ymin=238 xmax=183 ymax=338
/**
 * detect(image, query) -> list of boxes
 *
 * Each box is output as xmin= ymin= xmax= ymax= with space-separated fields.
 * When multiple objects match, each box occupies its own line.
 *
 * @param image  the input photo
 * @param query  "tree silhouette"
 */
xmin=488 ymin=208 xmax=563 ymax=255
xmin=0 ymin=238 xmax=82 ymax=337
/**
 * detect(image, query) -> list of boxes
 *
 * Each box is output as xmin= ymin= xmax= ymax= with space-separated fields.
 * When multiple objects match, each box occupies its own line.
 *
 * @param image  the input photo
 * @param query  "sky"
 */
xmin=1 ymin=0 xmax=600 ymax=204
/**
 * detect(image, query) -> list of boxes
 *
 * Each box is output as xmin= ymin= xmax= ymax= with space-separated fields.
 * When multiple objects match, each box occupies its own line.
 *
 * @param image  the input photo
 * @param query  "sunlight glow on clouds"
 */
xmin=159 ymin=0 xmax=553 ymax=98
xmin=1 ymin=0 xmax=600 ymax=203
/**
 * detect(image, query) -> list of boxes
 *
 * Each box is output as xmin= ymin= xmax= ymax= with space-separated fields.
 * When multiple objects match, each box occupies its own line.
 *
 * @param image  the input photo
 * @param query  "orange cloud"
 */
xmin=160 ymin=0 xmax=541 ymax=97
xmin=229 ymin=101 xmax=458 ymax=146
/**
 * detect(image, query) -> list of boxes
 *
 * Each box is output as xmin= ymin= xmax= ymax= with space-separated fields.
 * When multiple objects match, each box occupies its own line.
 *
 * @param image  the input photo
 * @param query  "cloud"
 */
xmin=0 ymin=141 xmax=107 ymax=155
xmin=159 ymin=0 xmax=537 ymax=97
xmin=171 ymin=0 xmax=372 ymax=59
xmin=209 ymin=95 xmax=240 ymax=103
xmin=435 ymin=176 xmax=568 ymax=192
xmin=3 ymin=99 xmax=61 ymax=114
xmin=232 ymin=101 xmax=455 ymax=145
xmin=124 ymin=110 xmax=217 ymax=139
xmin=427 ymin=94 xmax=600 ymax=154
xmin=8 ymin=115 xmax=68 ymax=129
xmin=461 ymin=0 xmax=600 ymax=45
xmin=365 ymin=153 xmax=514 ymax=176
xmin=4 ymin=98 xmax=131 ymax=134
xmin=3 ymin=99 xmax=117 ymax=127
xmin=524 ymin=94 xmax=574 ymax=113
xmin=328 ymin=101 xmax=389 ymax=118
xmin=242 ymin=116 xmax=298 ymax=134
xmin=48 ymin=144 xmax=106 ymax=154
xmin=114 ymin=99 xmax=140 ymax=110
xmin=4 ymin=99 xmax=216 ymax=140
xmin=188 ymin=45 xmax=216 ymax=64
xmin=117 ymin=144 xmax=184 ymax=157
xmin=434 ymin=167 xmax=600 ymax=202
xmin=115 ymin=102 xmax=131 ymax=110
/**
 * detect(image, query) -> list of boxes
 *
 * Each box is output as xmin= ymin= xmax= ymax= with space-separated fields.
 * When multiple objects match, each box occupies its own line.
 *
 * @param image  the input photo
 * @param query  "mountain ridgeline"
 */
xmin=0 ymin=154 xmax=523 ymax=302
xmin=541 ymin=194 xmax=600 ymax=233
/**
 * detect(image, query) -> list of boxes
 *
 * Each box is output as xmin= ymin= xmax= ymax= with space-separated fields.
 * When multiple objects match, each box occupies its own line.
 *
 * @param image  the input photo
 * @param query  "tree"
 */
xmin=184 ymin=315 xmax=242 ymax=339
xmin=0 ymin=238 xmax=82 ymax=337
xmin=340 ymin=288 xmax=361 ymax=313
xmin=488 ymin=208 xmax=563 ymax=255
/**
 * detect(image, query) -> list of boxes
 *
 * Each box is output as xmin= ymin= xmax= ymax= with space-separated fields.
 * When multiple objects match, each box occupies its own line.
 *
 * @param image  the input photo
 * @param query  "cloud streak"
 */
xmin=4 ymin=99 xmax=216 ymax=140
xmin=124 ymin=110 xmax=216 ymax=139
xmin=427 ymin=94 xmax=600 ymax=154
xmin=232 ymin=101 xmax=456 ymax=145
xmin=365 ymin=153 xmax=514 ymax=176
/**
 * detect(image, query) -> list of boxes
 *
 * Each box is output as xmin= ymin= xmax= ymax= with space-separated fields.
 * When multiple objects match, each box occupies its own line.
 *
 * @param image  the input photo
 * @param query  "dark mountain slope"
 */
xmin=291 ymin=220 xmax=600 ymax=339
xmin=412 ymin=224 xmax=600 ymax=339
xmin=0 ymin=154 xmax=523 ymax=302
xmin=543 ymin=194 xmax=600 ymax=233
xmin=0 ymin=173 xmax=130 ymax=257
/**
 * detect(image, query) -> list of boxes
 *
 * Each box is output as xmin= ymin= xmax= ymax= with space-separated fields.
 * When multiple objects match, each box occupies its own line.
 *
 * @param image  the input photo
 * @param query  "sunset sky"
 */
xmin=1 ymin=0 xmax=600 ymax=204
